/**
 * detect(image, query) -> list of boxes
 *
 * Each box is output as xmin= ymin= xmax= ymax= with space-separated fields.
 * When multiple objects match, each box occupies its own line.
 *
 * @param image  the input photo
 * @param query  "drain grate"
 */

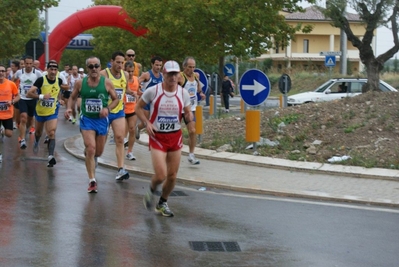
xmin=189 ymin=241 xmax=241 ymax=252
xmin=154 ymin=190 xmax=188 ymax=196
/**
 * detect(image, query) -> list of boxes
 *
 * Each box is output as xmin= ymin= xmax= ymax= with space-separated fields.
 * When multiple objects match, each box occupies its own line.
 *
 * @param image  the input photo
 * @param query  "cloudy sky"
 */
xmin=44 ymin=0 xmax=393 ymax=56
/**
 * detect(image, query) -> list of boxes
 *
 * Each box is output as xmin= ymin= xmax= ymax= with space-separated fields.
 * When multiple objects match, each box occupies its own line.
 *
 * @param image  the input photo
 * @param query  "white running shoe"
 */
xmin=126 ymin=152 xmax=136 ymax=161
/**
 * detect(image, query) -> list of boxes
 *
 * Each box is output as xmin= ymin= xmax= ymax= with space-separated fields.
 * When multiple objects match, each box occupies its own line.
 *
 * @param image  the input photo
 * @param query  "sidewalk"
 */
xmin=64 ymin=133 xmax=399 ymax=207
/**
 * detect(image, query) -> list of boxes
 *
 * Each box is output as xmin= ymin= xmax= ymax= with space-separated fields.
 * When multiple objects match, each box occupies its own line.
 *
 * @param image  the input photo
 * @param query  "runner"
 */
xmin=0 ymin=64 xmax=20 ymax=163
xmin=66 ymin=65 xmax=83 ymax=124
xmin=100 ymin=51 xmax=131 ymax=181
xmin=26 ymin=60 xmax=63 ymax=167
xmin=123 ymin=61 xmax=139 ymax=160
xmin=125 ymin=49 xmax=142 ymax=77
xmin=12 ymin=56 xmax=42 ymax=149
xmin=136 ymin=56 xmax=163 ymax=139
xmin=65 ymin=56 xmax=119 ymax=192
xmin=137 ymin=60 xmax=192 ymax=217
xmin=178 ymin=56 xmax=205 ymax=165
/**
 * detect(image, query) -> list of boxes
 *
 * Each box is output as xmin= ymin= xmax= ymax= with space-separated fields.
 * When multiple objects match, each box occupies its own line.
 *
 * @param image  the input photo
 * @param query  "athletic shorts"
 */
xmin=182 ymin=111 xmax=196 ymax=124
xmin=63 ymin=90 xmax=71 ymax=99
xmin=149 ymin=130 xmax=183 ymax=152
xmin=0 ymin=118 xmax=13 ymax=131
xmin=80 ymin=115 xmax=109 ymax=136
xmin=35 ymin=105 xmax=59 ymax=123
xmin=108 ymin=109 xmax=125 ymax=124
xmin=143 ymin=103 xmax=151 ymax=111
xmin=125 ymin=112 xmax=136 ymax=119
xmin=15 ymin=99 xmax=37 ymax=117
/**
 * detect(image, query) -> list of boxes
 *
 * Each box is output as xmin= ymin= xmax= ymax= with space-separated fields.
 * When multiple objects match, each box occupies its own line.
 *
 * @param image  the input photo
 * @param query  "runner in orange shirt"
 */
xmin=123 ymin=61 xmax=139 ymax=160
xmin=0 ymin=64 xmax=20 ymax=163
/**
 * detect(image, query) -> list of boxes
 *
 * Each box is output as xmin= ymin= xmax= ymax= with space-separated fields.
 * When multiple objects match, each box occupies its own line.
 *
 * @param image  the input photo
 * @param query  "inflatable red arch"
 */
xmin=38 ymin=5 xmax=147 ymax=70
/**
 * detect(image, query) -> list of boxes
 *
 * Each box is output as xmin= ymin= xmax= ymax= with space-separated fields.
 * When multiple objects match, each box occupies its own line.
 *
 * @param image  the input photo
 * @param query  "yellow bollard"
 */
xmin=209 ymin=95 xmax=214 ymax=116
xmin=195 ymin=105 xmax=203 ymax=134
xmin=279 ymin=95 xmax=283 ymax=108
xmin=240 ymin=99 xmax=244 ymax=113
xmin=245 ymin=110 xmax=260 ymax=143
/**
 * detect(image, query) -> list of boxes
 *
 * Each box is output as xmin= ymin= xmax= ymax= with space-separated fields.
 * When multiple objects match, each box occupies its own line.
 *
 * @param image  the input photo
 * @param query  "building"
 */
xmin=256 ymin=6 xmax=373 ymax=73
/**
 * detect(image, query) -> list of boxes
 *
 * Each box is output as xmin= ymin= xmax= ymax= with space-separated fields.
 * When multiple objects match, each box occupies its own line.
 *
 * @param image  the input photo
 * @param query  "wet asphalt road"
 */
xmin=0 ymin=113 xmax=398 ymax=267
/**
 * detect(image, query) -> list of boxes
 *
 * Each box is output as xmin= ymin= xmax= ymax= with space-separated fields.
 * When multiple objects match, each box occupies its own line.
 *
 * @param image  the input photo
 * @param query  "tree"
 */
xmin=117 ymin=0 xmax=315 ymax=77
xmin=320 ymin=0 xmax=399 ymax=92
xmin=0 ymin=0 xmax=60 ymax=60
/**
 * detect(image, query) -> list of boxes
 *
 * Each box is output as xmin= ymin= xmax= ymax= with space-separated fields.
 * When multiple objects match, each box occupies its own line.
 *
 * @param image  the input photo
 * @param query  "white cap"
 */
xmin=78 ymin=68 xmax=84 ymax=72
xmin=163 ymin=60 xmax=180 ymax=73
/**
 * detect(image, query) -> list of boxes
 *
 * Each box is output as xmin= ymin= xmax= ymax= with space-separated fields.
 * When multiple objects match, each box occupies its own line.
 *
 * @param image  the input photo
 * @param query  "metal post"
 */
xmin=283 ymin=75 xmax=288 ymax=108
xmin=45 ymin=8 xmax=49 ymax=66
xmin=213 ymin=73 xmax=218 ymax=119
xmin=33 ymin=41 xmax=37 ymax=60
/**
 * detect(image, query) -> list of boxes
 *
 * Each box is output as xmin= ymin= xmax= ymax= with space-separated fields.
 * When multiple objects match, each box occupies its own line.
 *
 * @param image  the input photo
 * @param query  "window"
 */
xmin=350 ymin=82 xmax=364 ymax=93
xmin=303 ymin=39 xmax=309 ymax=53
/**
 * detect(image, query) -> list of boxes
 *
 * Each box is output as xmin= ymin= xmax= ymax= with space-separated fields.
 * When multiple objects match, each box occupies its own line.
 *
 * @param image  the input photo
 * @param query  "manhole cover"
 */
xmin=189 ymin=241 xmax=241 ymax=252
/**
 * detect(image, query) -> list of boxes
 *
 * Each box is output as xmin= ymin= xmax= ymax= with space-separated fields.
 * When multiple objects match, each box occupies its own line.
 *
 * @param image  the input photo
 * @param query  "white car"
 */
xmin=287 ymin=78 xmax=397 ymax=106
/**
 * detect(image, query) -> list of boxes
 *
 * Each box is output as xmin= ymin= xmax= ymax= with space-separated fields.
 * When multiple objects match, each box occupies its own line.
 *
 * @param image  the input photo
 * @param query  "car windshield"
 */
xmin=315 ymin=80 xmax=335 ymax=92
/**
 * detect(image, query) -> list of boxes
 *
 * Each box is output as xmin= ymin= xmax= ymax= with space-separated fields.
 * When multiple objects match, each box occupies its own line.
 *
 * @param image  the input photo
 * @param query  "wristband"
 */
xmin=39 ymin=94 xmax=44 ymax=100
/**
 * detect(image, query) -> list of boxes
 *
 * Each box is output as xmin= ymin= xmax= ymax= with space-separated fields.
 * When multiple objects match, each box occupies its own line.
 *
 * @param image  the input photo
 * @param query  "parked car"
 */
xmin=287 ymin=78 xmax=397 ymax=106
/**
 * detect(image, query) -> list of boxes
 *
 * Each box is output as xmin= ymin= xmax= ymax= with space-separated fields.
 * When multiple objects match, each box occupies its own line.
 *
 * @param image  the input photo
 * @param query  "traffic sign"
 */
xmin=25 ymin=38 xmax=44 ymax=59
xmin=224 ymin=63 xmax=235 ymax=76
xmin=194 ymin=68 xmax=208 ymax=101
xmin=325 ymin=55 xmax=336 ymax=67
xmin=239 ymin=69 xmax=270 ymax=106
xmin=278 ymin=74 xmax=292 ymax=94
xmin=320 ymin=51 xmax=342 ymax=56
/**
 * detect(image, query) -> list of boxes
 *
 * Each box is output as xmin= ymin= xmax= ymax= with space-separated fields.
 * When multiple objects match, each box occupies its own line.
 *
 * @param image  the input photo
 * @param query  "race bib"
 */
xmin=0 ymin=101 xmax=8 ymax=111
xmin=157 ymin=116 xmax=178 ymax=131
xmin=40 ymin=98 xmax=55 ymax=108
xmin=115 ymin=88 xmax=123 ymax=100
xmin=85 ymin=99 xmax=102 ymax=113
xmin=126 ymin=94 xmax=136 ymax=103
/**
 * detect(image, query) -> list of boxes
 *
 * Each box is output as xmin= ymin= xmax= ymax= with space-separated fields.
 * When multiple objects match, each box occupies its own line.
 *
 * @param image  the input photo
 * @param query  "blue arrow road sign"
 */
xmin=325 ymin=55 xmax=336 ymax=67
xmin=239 ymin=69 xmax=271 ymax=106
xmin=194 ymin=68 xmax=208 ymax=101
xmin=224 ymin=63 xmax=235 ymax=76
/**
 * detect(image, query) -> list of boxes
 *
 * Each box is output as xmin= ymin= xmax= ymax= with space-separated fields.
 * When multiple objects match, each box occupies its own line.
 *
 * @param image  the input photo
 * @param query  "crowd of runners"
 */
xmin=0 ymin=49 xmax=205 ymax=217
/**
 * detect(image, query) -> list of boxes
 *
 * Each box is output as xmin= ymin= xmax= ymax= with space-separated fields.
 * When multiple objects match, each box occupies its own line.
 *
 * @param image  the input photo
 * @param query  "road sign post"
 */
xmin=239 ymin=69 xmax=271 ymax=149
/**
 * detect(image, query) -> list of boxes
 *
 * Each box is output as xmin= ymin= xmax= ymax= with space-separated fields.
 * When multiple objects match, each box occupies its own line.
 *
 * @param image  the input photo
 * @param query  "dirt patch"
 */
xmin=199 ymin=91 xmax=399 ymax=169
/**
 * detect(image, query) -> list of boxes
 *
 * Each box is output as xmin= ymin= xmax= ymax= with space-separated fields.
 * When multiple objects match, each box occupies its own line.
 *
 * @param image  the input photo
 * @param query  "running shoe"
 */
xmin=188 ymin=154 xmax=200 ymax=165
xmin=126 ymin=152 xmax=136 ymax=161
xmin=0 ymin=126 xmax=4 ymax=142
xmin=124 ymin=138 xmax=129 ymax=148
xmin=94 ymin=156 xmax=98 ymax=169
xmin=0 ymin=153 xmax=2 ymax=163
xmin=109 ymin=138 xmax=115 ymax=145
xmin=87 ymin=181 xmax=98 ymax=193
xmin=44 ymin=136 xmax=49 ymax=144
xmin=115 ymin=168 xmax=129 ymax=181
xmin=29 ymin=127 xmax=35 ymax=134
xmin=47 ymin=155 xmax=56 ymax=167
xmin=135 ymin=125 xmax=140 ymax=140
xmin=72 ymin=118 xmax=76 ymax=124
xmin=68 ymin=116 xmax=72 ymax=122
xmin=13 ymin=122 xmax=17 ymax=129
xmin=33 ymin=140 xmax=39 ymax=154
xmin=19 ymin=139 xmax=27 ymax=149
xmin=155 ymin=202 xmax=174 ymax=217
xmin=143 ymin=189 xmax=155 ymax=210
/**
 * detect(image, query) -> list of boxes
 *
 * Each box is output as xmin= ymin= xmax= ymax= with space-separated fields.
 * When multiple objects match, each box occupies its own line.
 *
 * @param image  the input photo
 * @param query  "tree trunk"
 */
xmin=363 ymin=59 xmax=383 ymax=93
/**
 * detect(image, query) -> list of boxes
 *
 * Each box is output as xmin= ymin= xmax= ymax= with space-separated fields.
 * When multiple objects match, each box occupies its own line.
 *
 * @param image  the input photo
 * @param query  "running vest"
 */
xmin=35 ymin=75 xmax=61 ymax=116
xmin=181 ymin=72 xmax=199 ymax=111
xmin=17 ymin=68 xmax=41 ymax=100
xmin=80 ymin=76 xmax=109 ymax=118
xmin=124 ymin=76 xmax=139 ymax=114
xmin=142 ymin=70 xmax=163 ymax=91
xmin=149 ymin=84 xmax=185 ymax=132
xmin=69 ymin=74 xmax=82 ymax=91
xmin=105 ymin=68 xmax=126 ymax=114
xmin=133 ymin=62 xmax=140 ymax=77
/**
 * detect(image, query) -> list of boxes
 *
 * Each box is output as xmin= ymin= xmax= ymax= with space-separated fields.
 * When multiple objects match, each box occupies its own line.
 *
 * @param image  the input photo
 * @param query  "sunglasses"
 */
xmin=127 ymin=54 xmax=135 ymax=57
xmin=87 ymin=64 xmax=100 ymax=69
xmin=0 ymin=70 xmax=6 ymax=73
